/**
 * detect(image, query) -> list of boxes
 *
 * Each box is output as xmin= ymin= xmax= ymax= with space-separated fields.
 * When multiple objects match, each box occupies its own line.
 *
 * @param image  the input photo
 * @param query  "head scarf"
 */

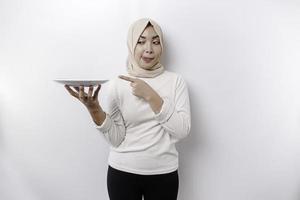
xmin=126 ymin=18 xmax=165 ymax=78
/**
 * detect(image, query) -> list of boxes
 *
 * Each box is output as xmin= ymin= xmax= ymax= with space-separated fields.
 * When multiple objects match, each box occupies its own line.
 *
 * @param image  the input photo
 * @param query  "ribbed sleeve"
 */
xmin=95 ymin=80 xmax=126 ymax=147
xmin=154 ymin=75 xmax=191 ymax=140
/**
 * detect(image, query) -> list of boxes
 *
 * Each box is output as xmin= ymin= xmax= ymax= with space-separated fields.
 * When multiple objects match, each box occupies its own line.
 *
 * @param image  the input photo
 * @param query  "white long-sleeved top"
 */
xmin=96 ymin=70 xmax=191 ymax=175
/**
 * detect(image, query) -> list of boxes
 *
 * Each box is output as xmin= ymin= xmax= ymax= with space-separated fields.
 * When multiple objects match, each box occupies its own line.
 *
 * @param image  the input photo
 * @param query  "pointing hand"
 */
xmin=118 ymin=75 xmax=156 ymax=102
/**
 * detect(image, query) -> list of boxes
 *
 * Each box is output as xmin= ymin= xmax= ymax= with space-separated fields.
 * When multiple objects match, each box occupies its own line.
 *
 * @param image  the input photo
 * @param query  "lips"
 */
xmin=142 ymin=57 xmax=154 ymax=63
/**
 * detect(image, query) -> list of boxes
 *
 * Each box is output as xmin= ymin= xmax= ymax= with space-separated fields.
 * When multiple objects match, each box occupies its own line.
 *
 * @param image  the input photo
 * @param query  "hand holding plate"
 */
xmin=64 ymin=84 xmax=101 ymax=110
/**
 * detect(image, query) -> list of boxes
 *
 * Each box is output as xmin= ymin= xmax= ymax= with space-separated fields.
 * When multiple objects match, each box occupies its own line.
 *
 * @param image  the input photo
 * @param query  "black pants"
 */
xmin=107 ymin=165 xmax=179 ymax=200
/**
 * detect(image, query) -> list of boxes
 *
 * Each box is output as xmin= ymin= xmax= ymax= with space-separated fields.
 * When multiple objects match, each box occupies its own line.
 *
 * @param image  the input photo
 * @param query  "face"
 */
xmin=134 ymin=25 xmax=162 ymax=70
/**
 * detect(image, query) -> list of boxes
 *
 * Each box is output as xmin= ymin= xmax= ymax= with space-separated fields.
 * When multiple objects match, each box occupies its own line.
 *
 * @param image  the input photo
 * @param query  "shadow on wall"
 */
xmin=176 ymin=85 xmax=209 ymax=198
xmin=176 ymin=85 xmax=208 ymax=159
xmin=161 ymin=33 xmax=207 ymax=165
xmin=160 ymin=35 xmax=171 ymax=69
xmin=0 ymin=95 xmax=5 ymax=154
xmin=161 ymin=30 xmax=209 ymax=197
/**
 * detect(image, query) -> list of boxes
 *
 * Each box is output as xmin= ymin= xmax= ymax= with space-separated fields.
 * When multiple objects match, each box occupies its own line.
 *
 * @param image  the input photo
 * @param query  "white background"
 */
xmin=0 ymin=0 xmax=300 ymax=199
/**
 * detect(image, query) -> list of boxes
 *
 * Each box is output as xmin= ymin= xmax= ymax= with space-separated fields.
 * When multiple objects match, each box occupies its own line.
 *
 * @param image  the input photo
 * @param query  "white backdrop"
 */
xmin=1 ymin=0 xmax=300 ymax=200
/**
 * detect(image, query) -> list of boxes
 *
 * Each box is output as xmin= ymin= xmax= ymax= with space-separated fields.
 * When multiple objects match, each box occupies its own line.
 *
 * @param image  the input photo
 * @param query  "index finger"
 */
xmin=118 ymin=75 xmax=135 ymax=83
xmin=64 ymin=85 xmax=79 ymax=98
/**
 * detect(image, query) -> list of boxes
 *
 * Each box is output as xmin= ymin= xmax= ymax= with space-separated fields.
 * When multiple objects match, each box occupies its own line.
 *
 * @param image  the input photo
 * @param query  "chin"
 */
xmin=140 ymin=65 xmax=154 ymax=70
xmin=140 ymin=60 xmax=160 ymax=69
xmin=138 ymin=62 xmax=154 ymax=69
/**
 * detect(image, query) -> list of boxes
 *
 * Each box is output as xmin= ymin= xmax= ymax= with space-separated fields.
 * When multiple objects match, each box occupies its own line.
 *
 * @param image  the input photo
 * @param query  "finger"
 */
xmin=94 ymin=84 xmax=101 ymax=98
xmin=64 ymin=85 xmax=79 ymax=98
xmin=131 ymin=88 xmax=138 ymax=97
xmin=79 ymin=86 xmax=86 ymax=99
xmin=88 ymin=85 xmax=93 ymax=98
xmin=130 ymin=82 xmax=136 ymax=87
xmin=119 ymin=75 xmax=135 ymax=83
xmin=74 ymin=87 xmax=79 ymax=92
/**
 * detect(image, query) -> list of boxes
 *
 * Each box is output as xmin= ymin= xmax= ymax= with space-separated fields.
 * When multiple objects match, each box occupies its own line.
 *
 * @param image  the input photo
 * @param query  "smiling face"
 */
xmin=134 ymin=25 xmax=162 ymax=70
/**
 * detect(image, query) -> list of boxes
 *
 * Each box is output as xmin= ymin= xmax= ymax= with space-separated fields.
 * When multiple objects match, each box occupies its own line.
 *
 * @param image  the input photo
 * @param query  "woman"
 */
xmin=65 ymin=18 xmax=191 ymax=200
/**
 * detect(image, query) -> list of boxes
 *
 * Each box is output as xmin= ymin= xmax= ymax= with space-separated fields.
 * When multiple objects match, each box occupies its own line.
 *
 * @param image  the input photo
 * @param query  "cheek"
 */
xmin=134 ymin=47 xmax=143 ymax=58
xmin=154 ymin=46 xmax=162 ymax=55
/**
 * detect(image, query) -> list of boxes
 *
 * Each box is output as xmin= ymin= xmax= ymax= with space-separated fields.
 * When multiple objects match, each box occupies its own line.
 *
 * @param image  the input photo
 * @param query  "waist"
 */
xmin=108 ymin=150 xmax=179 ymax=175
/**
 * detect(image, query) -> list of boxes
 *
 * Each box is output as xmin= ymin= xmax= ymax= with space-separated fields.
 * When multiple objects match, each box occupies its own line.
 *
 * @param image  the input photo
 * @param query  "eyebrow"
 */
xmin=139 ymin=35 xmax=159 ymax=40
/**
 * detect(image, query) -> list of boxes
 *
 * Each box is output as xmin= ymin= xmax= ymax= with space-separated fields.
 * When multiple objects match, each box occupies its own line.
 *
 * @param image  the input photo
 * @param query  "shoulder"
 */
xmin=106 ymin=75 xmax=132 ymax=98
xmin=105 ymin=76 xmax=123 ymax=97
xmin=162 ymin=70 xmax=187 ymax=86
xmin=107 ymin=75 xmax=127 ymax=88
xmin=106 ymin=77 xmax=117 ymax=90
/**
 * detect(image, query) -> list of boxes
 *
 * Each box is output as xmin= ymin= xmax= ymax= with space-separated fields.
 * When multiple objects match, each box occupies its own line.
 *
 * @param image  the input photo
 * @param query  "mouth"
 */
xmin=142 ymin=57 xmax=155 ymax=63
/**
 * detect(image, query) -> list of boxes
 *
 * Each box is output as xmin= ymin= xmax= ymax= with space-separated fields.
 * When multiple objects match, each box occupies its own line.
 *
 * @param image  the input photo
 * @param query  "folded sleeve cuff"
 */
xmin=95 ymin=113 xmax=112 ymax=132
xmin=154 ymin=97 xmax=175 ymax=124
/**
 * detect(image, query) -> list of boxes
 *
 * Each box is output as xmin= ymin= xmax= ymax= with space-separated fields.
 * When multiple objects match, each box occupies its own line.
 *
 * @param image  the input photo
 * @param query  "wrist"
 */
xmin=148 ymin=92 xmax=162 ymax=103
xmin=147 ymin=93 xmax=163 ymax=114
xmin=146 ymin=91 xmax=158 ymax=102
xmin=88 ymin=106 xmax=106 ymax=126
xmin=87 ymin=104 xmax=102 ymax=113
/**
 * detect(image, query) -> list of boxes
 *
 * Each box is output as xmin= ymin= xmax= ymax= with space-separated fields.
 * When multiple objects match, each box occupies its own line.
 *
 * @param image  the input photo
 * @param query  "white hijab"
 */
xmin=126 ymin=18 xmax=165 ymax=78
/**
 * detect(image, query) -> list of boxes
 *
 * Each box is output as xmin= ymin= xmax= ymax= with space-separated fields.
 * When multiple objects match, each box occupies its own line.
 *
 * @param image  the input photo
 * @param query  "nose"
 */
xmin=145 ymin=42 xmax=153 ymax=54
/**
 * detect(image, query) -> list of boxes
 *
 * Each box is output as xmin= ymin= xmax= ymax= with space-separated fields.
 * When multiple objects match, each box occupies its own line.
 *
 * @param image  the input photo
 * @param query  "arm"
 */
xmin=118 ymin=75 xmax=163 ymax=114
xmin=154 ymin=76 xmax=191 ymax=140
xmin=94 ymin=81 xmax=126 ymax=147
xmin=118 ymin=74 xmax=191 ymax=140
xmin=147 ymin=91 xmax=164 ymax=114
xmin=64 ymin=82 xmax=125 ymax=147
xmin=88 ymin=104 xmax=106 ymax=126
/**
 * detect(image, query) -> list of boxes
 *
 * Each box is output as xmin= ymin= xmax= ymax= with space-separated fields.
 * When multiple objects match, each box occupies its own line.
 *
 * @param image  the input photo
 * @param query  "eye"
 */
xmin=137 ymin=41 xmax=145 ymax=44
xmin=153 ymin=41 xmax=160 ymax=45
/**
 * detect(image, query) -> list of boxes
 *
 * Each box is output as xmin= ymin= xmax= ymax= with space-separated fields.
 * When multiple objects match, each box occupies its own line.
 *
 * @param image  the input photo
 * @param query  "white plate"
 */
xmin=54 ymin=79 xmax=109 ymax=86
